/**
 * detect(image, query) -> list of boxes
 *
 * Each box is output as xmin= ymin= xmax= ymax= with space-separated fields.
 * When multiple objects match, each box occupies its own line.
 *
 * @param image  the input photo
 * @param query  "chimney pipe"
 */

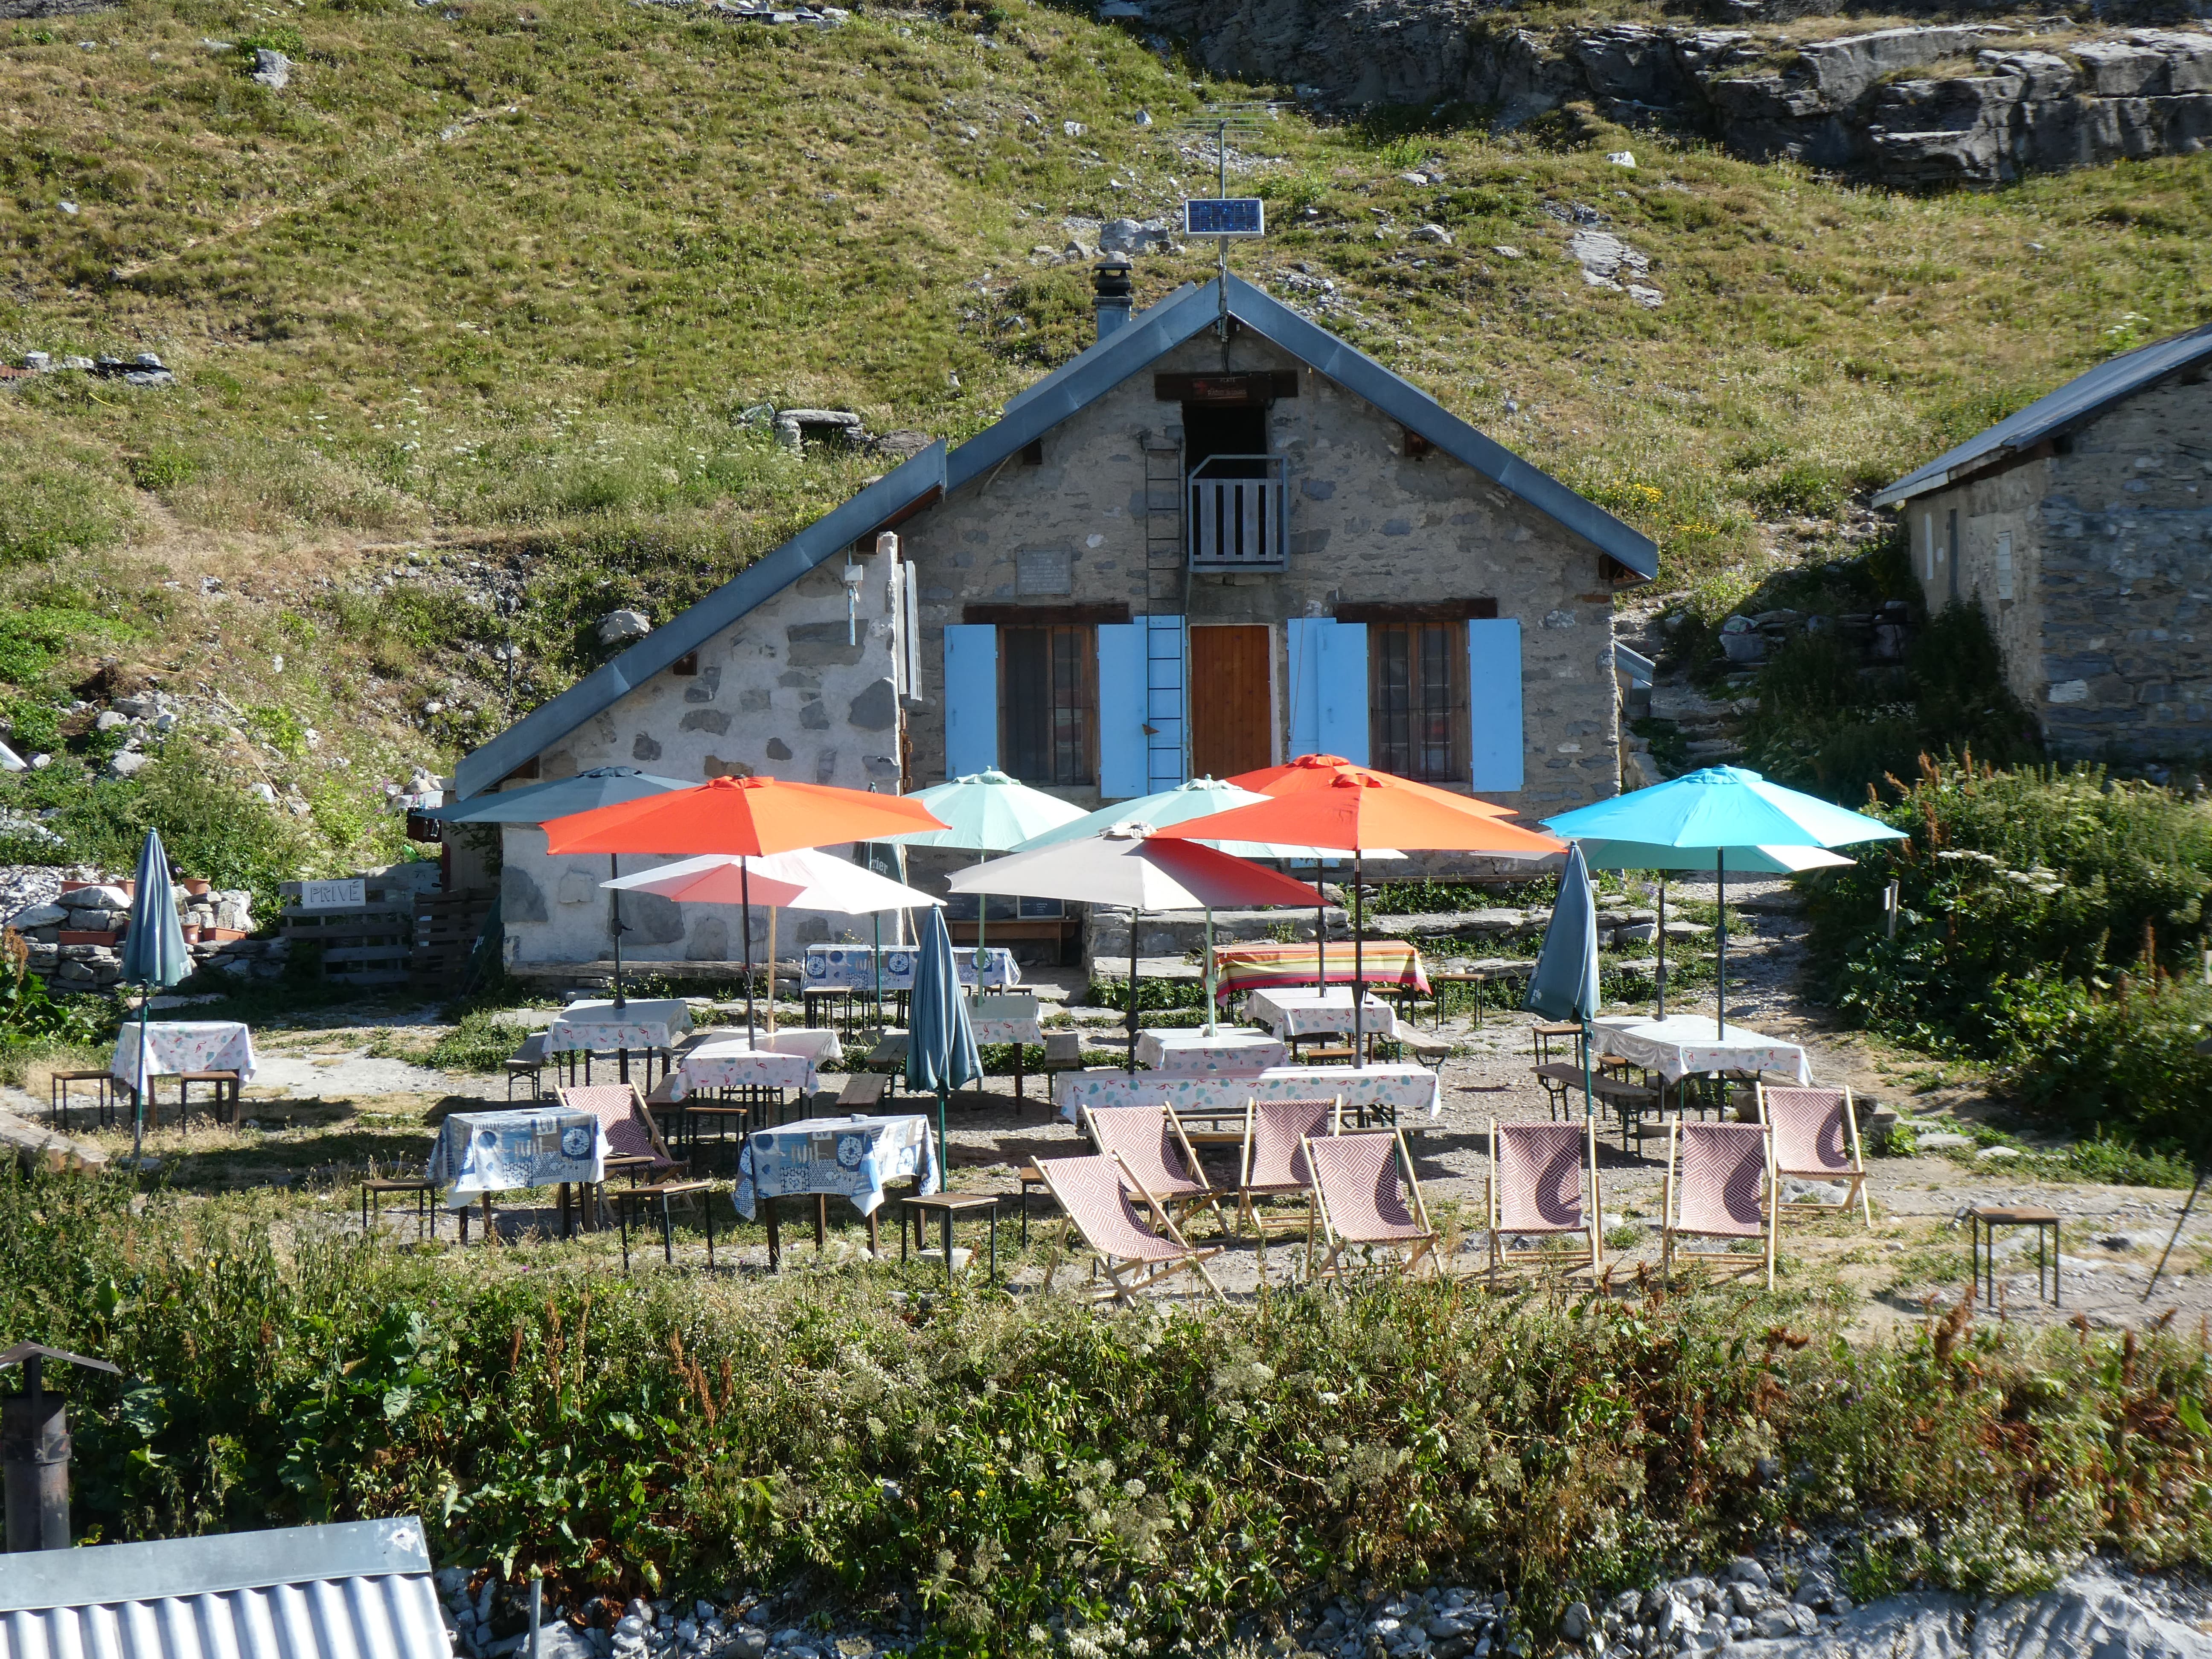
xmin=1093 ymin=256 xmax=1133 ymax=341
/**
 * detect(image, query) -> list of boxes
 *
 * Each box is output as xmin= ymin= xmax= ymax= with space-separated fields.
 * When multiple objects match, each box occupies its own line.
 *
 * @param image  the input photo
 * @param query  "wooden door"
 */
xmin=1189 ymin=625 xmax=1272 ymax=780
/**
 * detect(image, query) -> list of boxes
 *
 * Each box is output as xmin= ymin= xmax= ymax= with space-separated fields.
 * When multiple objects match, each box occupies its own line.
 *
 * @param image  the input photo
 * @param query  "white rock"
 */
xmin=1976 ymin=1144 xmax=2020 ymax=1161
xmin=95 ymin=710 xmax=129 ymax=731
xmin=1607 ymin=149 xmax=1638 ymax=167
xmin=598 ymin=609 xmax=652 ymax=646
xmin=1412 ymin=222 xmax=1453 ymax=244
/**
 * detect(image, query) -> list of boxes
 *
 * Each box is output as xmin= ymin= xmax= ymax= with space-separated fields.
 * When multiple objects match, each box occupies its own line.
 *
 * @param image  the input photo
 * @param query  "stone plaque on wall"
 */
xmin=1017 ymin=547 xmax=1073 ymax=596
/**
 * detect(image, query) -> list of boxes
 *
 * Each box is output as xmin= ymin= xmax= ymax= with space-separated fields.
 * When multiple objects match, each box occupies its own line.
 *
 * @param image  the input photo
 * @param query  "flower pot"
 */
xmin=182 ymin=879 xmax=211 ymax=897
xmin=181 ymin=924 xmax=202 ymax=943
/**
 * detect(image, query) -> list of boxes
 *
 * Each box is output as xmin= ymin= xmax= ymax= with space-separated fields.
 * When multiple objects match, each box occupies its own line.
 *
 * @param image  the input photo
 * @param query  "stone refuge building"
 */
xmin=1873 ymin=320 xmax=2212 ymax=764
xmin=451 ymin=268 xmax=1657 ymax=972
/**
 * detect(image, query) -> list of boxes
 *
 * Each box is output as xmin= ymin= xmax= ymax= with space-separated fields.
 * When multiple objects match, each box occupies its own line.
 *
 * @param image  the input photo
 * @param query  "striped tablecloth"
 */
xmin=1132 ymin=1027 xmax=1290 ymax=1074
xmin=1211 ymin=941 xmax=1429 ymax=1000
xmin=1057 ymin=1063 xmax=1439 ymax=1124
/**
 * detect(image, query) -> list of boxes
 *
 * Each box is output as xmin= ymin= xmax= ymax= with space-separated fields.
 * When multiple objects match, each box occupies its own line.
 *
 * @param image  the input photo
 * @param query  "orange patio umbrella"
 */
xmin=1161 ymin=764 xmax=1567 ymax=1064
xmin=1228 ymin=751 xmax=1523 ymax=818
xmin=542 ymin=774 xmax=948 ymax=1039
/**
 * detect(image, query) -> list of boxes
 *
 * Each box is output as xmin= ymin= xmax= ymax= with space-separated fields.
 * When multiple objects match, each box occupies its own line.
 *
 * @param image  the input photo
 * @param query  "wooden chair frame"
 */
xmin=1660 ymin=1119 xmax=1776 ymax=1291
xmin=1036 ymin=1151 xmax=1225 ymax=1306
xmin=1758 ymin=1082 xmax=1873 ymax=1229
xmin=1234 ymin=1094 xmax=1344 ymax=1247
xmin=1304 ymin=1128 xmax=1439 ymax=1283
xmin=1081 ymin=1103 xmax=1233 ymax=1239
xmin=1486 ymin=1115 xmax=1604 ymax=1283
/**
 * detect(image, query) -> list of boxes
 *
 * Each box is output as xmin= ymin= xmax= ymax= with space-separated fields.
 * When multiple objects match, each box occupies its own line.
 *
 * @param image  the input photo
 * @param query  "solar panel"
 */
xmin=1183 ymin=198 xmax=1265 ymax=238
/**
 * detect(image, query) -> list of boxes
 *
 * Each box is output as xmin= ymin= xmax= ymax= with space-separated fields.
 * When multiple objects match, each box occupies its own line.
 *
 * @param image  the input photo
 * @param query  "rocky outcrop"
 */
xmin=1125 ymin=0 xmax=2212 ymax=186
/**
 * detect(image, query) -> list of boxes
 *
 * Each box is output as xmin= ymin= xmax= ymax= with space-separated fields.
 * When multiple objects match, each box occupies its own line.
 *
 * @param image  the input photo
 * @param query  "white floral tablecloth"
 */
xmin=1132 ymin=1027 xmax=1290 ymax=1075
xmin=1590 ymin=1015 xmax=1810 ymax=1085
xmin=1243 ymin=989 xmax=1404 ymax=1043
xmin=735 ymin=1113 xmax=939 ymax=1220
xmin=427 ymin=1108 xmax=609 ymax=1202
xmin=546 ymin=997 xmax=694 ymax=1056
xmin=111 ymin=1020 xmax=257 ymax=1092
xmin=1057 ymin=1063 xmax=1439 ymax=1123
xmin=972 ymin=1017 xmax=1045 ymax=1047
xmin=803 ymin=946 xmax=1021 ymax=993
xmin=712 ymin=1027 xmax=843 ymax=1064
xmin=671 ymin=1038 xmax=818 ymax=1101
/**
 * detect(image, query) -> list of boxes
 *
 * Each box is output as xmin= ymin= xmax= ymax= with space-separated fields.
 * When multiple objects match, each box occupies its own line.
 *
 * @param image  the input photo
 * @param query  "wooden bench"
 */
xmin=1530 ymin=1062 xmax=1586 ymax=1119
xmin=608 ymin=1179 xmax=718 ymax=1270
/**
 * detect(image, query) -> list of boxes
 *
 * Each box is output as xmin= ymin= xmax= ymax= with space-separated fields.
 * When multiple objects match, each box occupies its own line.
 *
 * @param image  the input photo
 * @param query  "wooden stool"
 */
xmin=361 ymin=1177 xmax=439 ymax=1241
xmin=1015 ymin=1162 xmax=1048 ymax=1248
xmin=1968 ymin=1206 xmax=2060 ymax=1310
xmin=610 ymin=1180 xmax=717 ymax=1271
xmin=178 ymin=1069 xmax=241 ymax=1126
xmin=49 ymin=1070 xmax=114 ymax=1131
xmin=1304 ymin=1045 xmax=1355 ymax=1067
xmin=1532 ymin=1022 xmax=1585 ymax=1067
xmin=902 ymin=1191 xmax=1000 ymax=1283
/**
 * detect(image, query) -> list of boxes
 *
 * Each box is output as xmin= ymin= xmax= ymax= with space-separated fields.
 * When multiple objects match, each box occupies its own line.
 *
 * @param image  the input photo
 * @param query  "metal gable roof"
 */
xmin=0 ymin=1517 xmax=450 ymax=1659
xmin=452 ymin=442 xmax=948 ymax=799
xmin=951 ymin=275 xmax=1659 ymax=578
xmin=1873 ymin=321 xmax=2212 ymax=509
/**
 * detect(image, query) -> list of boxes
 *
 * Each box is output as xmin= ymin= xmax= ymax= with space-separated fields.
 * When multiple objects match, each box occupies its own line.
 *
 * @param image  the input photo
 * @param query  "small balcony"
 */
xmin=1188 ymin=454 xmax=1288 ymax=571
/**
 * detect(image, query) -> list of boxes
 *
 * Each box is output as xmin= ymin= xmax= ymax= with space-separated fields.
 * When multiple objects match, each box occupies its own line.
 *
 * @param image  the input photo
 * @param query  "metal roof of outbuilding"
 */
xmin=0 ymin=1517 xmax=451 ymax=1659
xmin=1872 ymin=321 xmax=2212 ymax=509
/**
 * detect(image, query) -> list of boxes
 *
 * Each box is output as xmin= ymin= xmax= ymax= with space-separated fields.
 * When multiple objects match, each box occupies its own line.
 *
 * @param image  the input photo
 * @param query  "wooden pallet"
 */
xmin=279 ymin=876 xmax=422 ymax=987
xmin=412 ymin=888 xmax=494 ymax=991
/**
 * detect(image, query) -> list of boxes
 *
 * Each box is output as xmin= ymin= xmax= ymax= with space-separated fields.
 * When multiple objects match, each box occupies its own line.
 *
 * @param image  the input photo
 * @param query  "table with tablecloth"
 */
xmin=111 ymin=1020 xmax=258 ymax=1093
xmin=1132 ymin=1027 xmax=1291 ymax=1074
xmin=669 ymin=1036 xmax=823 ymax=1100
xmin=803 ymin=946 xmax=1021 ymax=993
xmin=734 ymin=1113 xmax=939 ymax=1220
xmin=1590 ymin=1015 xmax=1811 ymax=1085
xmin=1243 ymin=988 xmax=1405 ymax=1044
xmin=1211 ymin=941 xmax=1429 ymax=1001
xmin=544 ymin=998 xmax=694 ymax=1056
xmin=971 ymin=1017 xmax=1045 ymax=1047
xmin=426 ymin=1107 xmax=610 ymax=1205
xmin=1057 ymin=1063 xmax=1440 ymax=1123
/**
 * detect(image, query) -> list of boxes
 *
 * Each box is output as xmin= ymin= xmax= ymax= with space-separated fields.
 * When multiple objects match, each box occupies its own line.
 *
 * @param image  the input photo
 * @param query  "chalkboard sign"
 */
xmin=1183 ymin=198 xmax=1265 ymax=238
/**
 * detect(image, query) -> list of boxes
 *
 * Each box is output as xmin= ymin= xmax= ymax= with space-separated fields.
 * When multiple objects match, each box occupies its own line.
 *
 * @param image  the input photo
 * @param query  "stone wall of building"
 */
xmin=898 ymin=329 xmax=1623 ymax=818
xmin=500 ymin=554 xmax=910 ymax=968
xmin=1907 ymin=453 xmax=2052 ymax=716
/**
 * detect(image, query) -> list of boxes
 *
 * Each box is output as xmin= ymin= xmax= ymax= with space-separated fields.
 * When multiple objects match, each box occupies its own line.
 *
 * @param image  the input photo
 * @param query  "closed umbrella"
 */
xmin=906 ymin=906 xmax=981 ymax=1176
xmin=883 ymin=770 xmax=1086 ymax=970
xmin=1543 ymin=766 xmax=1904 ymax=1035
xmin=119 ymin=829 xmax=193 ymax=1159
xmin=1162 ymin=766 xmax=1567 ymax=1066
xmin=542 ymin=775 xmax=948 ymax=1041
xmin=1523 ymin=843 xmax=1603 ymax=1121
xmin=421 ymin=765 xmax=692 ymax=1005
xmin=1568 ymin=839 xmax=1853 ymax=1017
xmin=949 ymin=827 xmax=1326 ymax=1071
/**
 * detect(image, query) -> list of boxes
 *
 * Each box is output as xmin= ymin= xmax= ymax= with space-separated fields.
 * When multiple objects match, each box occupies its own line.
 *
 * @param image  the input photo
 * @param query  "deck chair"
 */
xmin=1487 ymin=1118 xmax=1604 ymax=1282
xmin=1760 ymin=1084 xmax=1872 ymax=1229
xmin=1661 ymin=1120 xmax=1775 ymax=1289
xmin=1235 ymin=1095 xmax=1340 ymax=1246
xmin=1033 ymin=1151 xmax=1224 ymax=1306
xmin=1304 ymin=1129 xmax=1440 ymax=1282
xmin=555 ymin=1084 xmax=682 ymax=1225
xmin=1082 ymin=1103 xmax=1231 ymax=1239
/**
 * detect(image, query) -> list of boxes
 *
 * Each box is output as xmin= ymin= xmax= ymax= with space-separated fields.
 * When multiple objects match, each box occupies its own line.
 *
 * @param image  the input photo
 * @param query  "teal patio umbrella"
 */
xmin=1523 ymin=843 xmax=1602 ymax=1121
xmin=1544 ymin=767 xmax=1904 ymax=1035
xmin=422 ymin=766 xmax=691 ymax=1005
xmin=906 ymin=905 xmax=982 ymax=1176
xmin=886 ymin=770 xmax=1086 ymax=972
xmin=119 ymin=829 xmax=193 ymax=1159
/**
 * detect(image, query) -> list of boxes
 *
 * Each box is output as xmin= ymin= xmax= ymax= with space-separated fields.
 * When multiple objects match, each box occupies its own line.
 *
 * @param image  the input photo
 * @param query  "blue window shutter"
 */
xmin=942 ymin=624 xmax=998 ymax=777
xmin=1467 ymin=618 xmax=1524 ymax=791
xmin=1318 ymin=621 xmax=1368 ymax=764
xmin=1097 ymin=623 xmax=1147 ymax=798
xmin=1286 ymin=618 xmax=1326 ymax=758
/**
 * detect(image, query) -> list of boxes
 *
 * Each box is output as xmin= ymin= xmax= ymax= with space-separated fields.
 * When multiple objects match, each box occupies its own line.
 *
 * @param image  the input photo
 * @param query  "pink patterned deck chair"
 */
xmin=556 ymin=1083 xmax=680 ymax=1177
xmin=1487 ymin=1118 xmax=1604 ymax=1283
xmin=1083 ymin=1104 xmax=1231 ymax=1238
xmin=1661 ymin=1120 xmax=1775 ymax=1289
xmin=1303 ymin=1129 xmax=1440 ymax=1282
xmin=1033 ymin=1152 xmax=1225 ymax=1305
xmin=1759 ymin=1084 xmax=1872 ymax=1229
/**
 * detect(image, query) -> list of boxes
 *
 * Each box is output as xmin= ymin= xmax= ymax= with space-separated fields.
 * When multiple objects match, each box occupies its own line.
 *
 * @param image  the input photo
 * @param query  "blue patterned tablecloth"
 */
xmin=427 ymin=1108 xmax=610 ymax=1202
xmin=1055 ymin=1064 xmax=1440 ymax=1124
xmin=734 ymin=1113 xmax=939 ymax=1220
xmin=803 ymin=946 xmax=1021 ymax=993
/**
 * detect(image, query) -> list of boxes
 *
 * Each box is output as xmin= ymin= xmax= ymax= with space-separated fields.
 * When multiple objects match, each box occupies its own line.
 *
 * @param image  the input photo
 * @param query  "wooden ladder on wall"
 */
xmin=1142 ymin=438 xmax=1187 ymax=792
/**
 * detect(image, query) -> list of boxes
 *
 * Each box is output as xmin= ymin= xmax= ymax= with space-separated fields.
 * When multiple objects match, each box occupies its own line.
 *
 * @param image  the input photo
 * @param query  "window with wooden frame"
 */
xmin=1370 ymin=620 xmax=1467 ymax=783
xmin=999 ymin=625 xmax=1096 ymax=787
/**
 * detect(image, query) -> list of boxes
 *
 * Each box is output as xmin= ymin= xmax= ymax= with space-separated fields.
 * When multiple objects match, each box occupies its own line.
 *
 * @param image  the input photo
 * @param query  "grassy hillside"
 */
xmin=0 ymin=0 xmax=2208 ymax=875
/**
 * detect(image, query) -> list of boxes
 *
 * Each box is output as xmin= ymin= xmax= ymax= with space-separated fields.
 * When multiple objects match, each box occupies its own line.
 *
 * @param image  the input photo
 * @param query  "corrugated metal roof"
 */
xmin=1872 ymin=320 xmax=2212 ymax=508
xmin=0 ymin=1518 xmax=450 ymax=1659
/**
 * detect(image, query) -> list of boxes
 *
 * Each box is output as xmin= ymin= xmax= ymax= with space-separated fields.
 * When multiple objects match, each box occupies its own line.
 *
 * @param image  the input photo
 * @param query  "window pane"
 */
xmin=1000 ymin=626 xmax=1094 ymax=786
xmin=1369 ymin=621 xmax=1461 ymax=783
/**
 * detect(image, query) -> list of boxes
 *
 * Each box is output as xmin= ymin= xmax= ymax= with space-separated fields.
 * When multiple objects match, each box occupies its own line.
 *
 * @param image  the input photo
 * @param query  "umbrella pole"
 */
xmin=975 ymin=852 xmax=989 ymax=975
xmin=1715 ymin=850 xmax=1727 ymax=1039
xmin=937 ymin=1085 xmax=949 ymax=1190
xmin=765 ymin=907 xmax=778 ymax=1039
xmin=1126 ymin=909 xmax=1141 ymax=1076
xmin=1203 ymin=907 xmax=1217 ymax=1038
xmin=132 ymin=988 xmax=149 ymax=1159
xmin=609 ymin=855 xmax=626 ymax=1008
xmin=872 ymin=909 xmax=884 ymax=1036
xmin=1352 ymin=847 xmax=1365 ymax=1070
xmin=741 ymin=859 xmax=757 ymax=1044
xmin=1656 ymin=876 xmax=1668 ymax=1020
xmin=1314 ymin=862 xmax=1326 ymax=992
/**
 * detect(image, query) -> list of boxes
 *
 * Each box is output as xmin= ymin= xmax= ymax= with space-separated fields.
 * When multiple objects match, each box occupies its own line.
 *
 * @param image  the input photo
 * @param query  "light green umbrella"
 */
xmin=883 ymin=771 xmax=1086 ymax=968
